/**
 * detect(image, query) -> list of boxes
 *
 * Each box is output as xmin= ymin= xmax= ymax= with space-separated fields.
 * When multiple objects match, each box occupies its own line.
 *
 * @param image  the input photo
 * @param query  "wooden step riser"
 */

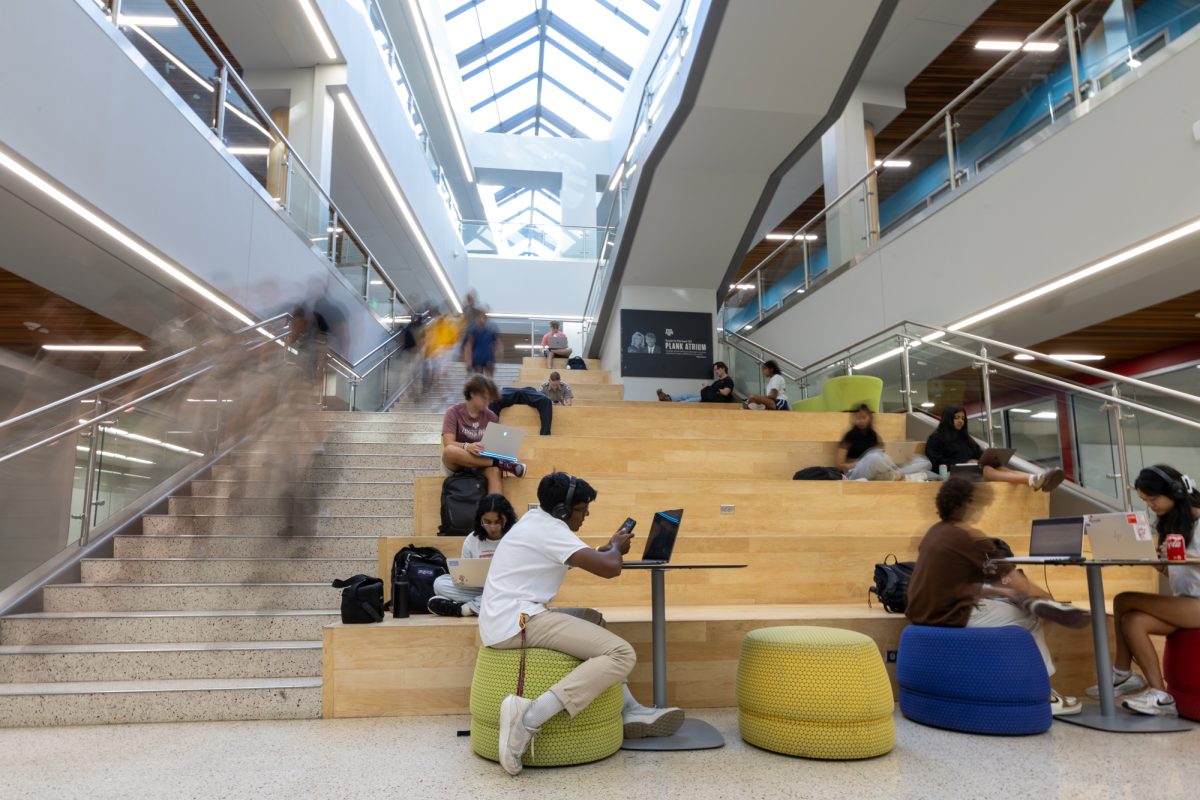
xmin=0 ymin=684 xmax=320 ymax=728
xmin=0 ymin=646 xmax=320 ymax=683
xmin=0 ymin=614 xmax=337 ymax=646
xmin=516 ymin=369 xmax=613 ymax=384
xmin=521 ymin=357 xmax=602 ymax=369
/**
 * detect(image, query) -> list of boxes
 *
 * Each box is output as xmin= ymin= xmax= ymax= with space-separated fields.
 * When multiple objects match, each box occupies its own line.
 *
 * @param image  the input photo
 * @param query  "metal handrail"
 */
xmin=107 ymin=0 xmax=412 ymax=315
xmin=722 ymin=330 xmax=807 ymax=378
xmin=731 ymin=0 xmax=1091 ymax=294
xmin=0 ymin=313 xmax=291 ymax=432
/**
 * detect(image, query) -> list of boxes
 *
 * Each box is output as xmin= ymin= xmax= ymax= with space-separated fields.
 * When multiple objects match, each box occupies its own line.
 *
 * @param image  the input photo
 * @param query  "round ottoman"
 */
xmin=469 ymin=647 xmax=623 ymax=767
xmin=736 ymin=626 xmax=895 ymax=759
xmin=897 ymin=625 xmax=1050 ymax=735
xmin=1164 ymin=628 xmax=1200 ymax=721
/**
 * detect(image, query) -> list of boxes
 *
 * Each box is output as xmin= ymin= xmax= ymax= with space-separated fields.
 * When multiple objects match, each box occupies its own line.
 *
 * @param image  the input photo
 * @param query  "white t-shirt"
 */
xmin=767 ymin=374 xmax=788 ymax=403
xmin=1167 ymin=519 xmax=1200 ymax=598
xmin=461 ymin=535 xmax=501 ymax=560
xmin=478 ymin=507 xmax=589 ymax=646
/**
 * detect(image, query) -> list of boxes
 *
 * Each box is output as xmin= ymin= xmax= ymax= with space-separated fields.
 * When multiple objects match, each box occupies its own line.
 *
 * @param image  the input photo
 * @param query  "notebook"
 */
xmin=1023 ymin=516 xmax=1085 ymax=562
xmin=623 ymin=509 xmax=684 ymax=566
xmin=477 ymin=423 xmax=524 ymax=462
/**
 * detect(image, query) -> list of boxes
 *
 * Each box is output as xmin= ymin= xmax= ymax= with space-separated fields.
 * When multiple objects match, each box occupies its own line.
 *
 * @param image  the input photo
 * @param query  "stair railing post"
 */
xmin=899 ymin=335 xmax=913 ymax=413
xmin=976 ymin=345 xmax=996 ymax=447
xmin=1107 ymin=386 xmax=1134 ymax=511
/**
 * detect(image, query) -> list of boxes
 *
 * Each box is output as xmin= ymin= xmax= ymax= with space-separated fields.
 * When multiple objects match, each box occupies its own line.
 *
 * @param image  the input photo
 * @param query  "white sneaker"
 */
xmin=1050 ymin=690 xmax=1082 ymax=716
xmin=1085 ymin=670 xmax=1147 ymax=700
xmin=497 ymin=694 xmax=538 ymax=775
xmin=1123 ymin=688 xmax=1178 ymax=717
xmin=622 ymin=705 xmax=685 ymax=739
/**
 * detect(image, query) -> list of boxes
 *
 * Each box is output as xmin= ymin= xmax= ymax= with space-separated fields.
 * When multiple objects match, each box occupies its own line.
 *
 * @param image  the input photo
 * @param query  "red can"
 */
xmin=1166 ymin=534 xmax=1187 ymax=562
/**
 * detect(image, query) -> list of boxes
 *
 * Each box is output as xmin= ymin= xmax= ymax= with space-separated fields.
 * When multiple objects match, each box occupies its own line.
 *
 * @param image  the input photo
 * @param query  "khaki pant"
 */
xmin=490 ymin=609 xmax=635 ymax=717
xmin=967 ymin=597 xmax=1055 ymax=676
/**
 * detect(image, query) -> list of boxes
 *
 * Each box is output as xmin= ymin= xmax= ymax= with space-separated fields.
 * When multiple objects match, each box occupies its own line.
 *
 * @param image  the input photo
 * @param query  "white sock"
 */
xmin=1113 ymin=666 xmax=1131 ymax=679
xmin=461 ymin=606 xmax=476 ymax=617
xmin=523 ymin=691 xmax=564 ymax=729
xmin=622 ymin=683 xmax=646 ymax=712
xmin=1028 ymin=474 xmax=1037 ymax=486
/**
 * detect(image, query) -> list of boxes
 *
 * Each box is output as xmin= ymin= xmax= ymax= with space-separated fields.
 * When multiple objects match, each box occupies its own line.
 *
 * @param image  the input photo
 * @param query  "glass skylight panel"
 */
xmin=543 ymin=46 xmax=622 ymax=111
xmin=493 ymin=81 xmax=538 ymax=128
xmin=443 ymin=10 xmax=485 ymax=54
xmin=473 ymin=0 xmax=535 ymax=38
xmin=542 ymin=83 xmax=609 ymax=138
xmin=544 ymin=31 xmax=624 ymax=89
xmin=550 ymin=0 xmax=645 ymax=66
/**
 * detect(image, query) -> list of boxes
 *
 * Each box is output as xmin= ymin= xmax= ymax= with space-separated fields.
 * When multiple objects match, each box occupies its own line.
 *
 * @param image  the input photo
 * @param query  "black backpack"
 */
xmin=331 ymin=574 xmax=384 ymax=624
xmin=438 ymin=471 xmax=487 ymax=536
xmin=868 ymin=554 xmax=915 ymax=614
xmin=389 ymin=545 xmax=449 ymax=615
xmin=566 ymin=356 xmax=587 ymax=370
xmin=793 ymin=466 xmax=843 ymax=481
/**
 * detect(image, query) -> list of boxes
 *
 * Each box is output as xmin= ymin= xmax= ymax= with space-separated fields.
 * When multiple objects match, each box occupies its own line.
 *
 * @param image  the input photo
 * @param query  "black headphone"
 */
xmin=551 ymin=474 xmax=578 ymax=521
xmin=1146 ymin=466 xmax=1188 ymax=500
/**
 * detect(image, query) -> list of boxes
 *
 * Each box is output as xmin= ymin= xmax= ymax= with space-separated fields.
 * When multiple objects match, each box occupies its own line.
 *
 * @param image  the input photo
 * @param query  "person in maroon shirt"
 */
xmin=441 ymin=375 xmax=525 ymax=494
xmin=906 ymin=478 xmax=1090 ymax=716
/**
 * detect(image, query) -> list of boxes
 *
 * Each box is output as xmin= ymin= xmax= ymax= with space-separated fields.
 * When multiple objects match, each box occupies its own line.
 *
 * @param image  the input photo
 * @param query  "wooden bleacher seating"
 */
xmin=323 ymin=403 xmax=1157 ymax=719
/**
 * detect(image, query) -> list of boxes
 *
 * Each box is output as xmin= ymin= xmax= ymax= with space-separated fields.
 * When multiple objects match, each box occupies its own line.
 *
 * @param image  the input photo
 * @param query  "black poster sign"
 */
xmin=620 ymin=309 xmax=713 ymax=378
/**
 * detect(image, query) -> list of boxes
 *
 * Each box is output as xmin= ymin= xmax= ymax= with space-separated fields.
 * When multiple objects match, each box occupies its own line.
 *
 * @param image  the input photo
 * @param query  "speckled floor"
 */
xmin=1 ymin=708 xmax=1195 ymax=799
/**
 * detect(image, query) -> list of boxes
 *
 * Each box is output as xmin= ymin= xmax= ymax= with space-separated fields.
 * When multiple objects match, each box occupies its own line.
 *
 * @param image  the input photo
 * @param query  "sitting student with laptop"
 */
xmin=835 ymin=404 xmax=932 ymax=481
xmin=1087 ymin=465 xmax=1200 ymax=717
xmin=924 ymin=405 xmax=1065 ymax=491
xmin=906 ymin=478 xmax=1091 ymax=716
xmin=440 ymin=376 xmax=526 ymax=495
xmin=427 ymin=494 xmax=517 ymax=617
xmin=482 ymin=472 xmax=684 ymax=776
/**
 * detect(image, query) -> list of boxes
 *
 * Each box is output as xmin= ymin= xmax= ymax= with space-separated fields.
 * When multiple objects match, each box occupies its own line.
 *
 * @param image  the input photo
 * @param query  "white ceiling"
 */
xmin=191 ymin=0 xmax=333 ymax=70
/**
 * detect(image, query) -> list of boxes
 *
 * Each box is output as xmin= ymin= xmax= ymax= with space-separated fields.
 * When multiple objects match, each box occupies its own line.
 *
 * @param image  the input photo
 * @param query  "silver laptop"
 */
xmin=624 ymin=509 xmax=683 ymax=566
xmin=1023 ymin=516 xmax=1085 ymax=562
xmin=477 ymin=423 xmax=524 ymax=462
xmin=1088 ymin=512 xmax=1157 ymax=561
xmin=447 ymin=558 xmax=491 ymax=588
xmin=978 ymin=448 xmax=1016 ymax=469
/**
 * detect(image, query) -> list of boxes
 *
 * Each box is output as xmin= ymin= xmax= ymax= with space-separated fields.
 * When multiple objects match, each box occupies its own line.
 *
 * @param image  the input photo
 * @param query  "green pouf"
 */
xmin=737 ymin=626 xmax=895 ymax=760
xmin=469 ymin=646 xmax=624 ymax=767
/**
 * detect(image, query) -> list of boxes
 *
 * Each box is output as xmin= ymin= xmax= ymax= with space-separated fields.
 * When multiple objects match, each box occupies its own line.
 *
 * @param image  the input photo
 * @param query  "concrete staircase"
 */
xmin=389 ymin=362 xmax=522 ymax=413
xmin=0 ymin=410 xmax=444 ymax=727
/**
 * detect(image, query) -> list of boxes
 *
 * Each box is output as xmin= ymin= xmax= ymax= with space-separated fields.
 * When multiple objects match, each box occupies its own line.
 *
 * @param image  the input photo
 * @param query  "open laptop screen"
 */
xmin=641 ymin=509 xmax=683 ymax=562
xmin=1029 ymin=517 xmax=1084 ymax=557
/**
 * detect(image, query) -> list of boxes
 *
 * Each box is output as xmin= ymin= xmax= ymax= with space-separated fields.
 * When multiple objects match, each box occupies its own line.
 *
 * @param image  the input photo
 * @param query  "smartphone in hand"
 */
xmin=619 ymin=517 xmax=636 ymax=534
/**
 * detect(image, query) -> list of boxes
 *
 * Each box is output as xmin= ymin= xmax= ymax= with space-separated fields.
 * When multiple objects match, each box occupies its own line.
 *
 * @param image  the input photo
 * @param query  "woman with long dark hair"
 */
xmin=428 ymin=493 xmax=518 ymax=617
xmin=1088 ymin=465 xmax=1200 ymax=716
xmin=924 ymin=404 xmax=1064 ymax=491
xmin=743 ymin=360 xmax=790 ymax=411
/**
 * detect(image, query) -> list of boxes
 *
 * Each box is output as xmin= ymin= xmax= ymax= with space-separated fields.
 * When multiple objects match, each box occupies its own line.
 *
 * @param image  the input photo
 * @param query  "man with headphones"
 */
xmin=478 ymin=471 xmax=684 ymax=775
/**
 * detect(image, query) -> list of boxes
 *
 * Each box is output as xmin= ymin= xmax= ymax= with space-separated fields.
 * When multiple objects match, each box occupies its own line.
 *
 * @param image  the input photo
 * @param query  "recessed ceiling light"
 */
xmin=1013 ymin=354 xmax=1035 ymax=361
xmin=920 ymin=401 xmax=935 ymax=408
xmin=975 ymin=40 xmax=1058 ymax=52
xmin=43 ymin=344 xmax=145 ymax=352
xmin=119 ymin=15 xmax=179 ymax=28
xmin=765 ymin=233 xmax=819 ymax=241
xmin=1031 ymin=411 xmax=1058 ymax=420
xmin=744 ymin=325 xmax=754 ymax=331
xmin=1022 ymin=42 xmax=1060 ymax=52
xmin=22 ymin=321 xmax=39 ymax=330
xmin=729 ymin=283 xmax=756 ymax=290
xmin=297 ymin=0 xmax=338 ymax=60
xmin=1009 ymin=408 xmax=1033 ymax=414
xmin=873 ymin=159 xmax=912 ymax=168
xmin=796 ymin=288 xmax=805 ymax=294
xmin=227 ymin=146 xmax=271 ymax=157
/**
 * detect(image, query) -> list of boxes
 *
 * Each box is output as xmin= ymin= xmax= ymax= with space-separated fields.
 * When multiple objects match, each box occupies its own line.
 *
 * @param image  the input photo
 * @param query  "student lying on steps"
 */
xmin=906 ymin=478 xmax=1091 ymax=717
xmin=427 ymin=494 xmax=517 ymax=617
xmin=482 ymin=471 xmax=684 ymax=776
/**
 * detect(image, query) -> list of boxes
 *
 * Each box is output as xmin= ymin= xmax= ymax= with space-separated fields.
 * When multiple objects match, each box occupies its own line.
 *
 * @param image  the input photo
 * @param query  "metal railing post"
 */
xmin=74 ymin=407 xmax=105 ymax=546
xmin=110 ymin=0 xmax=123 ymax=24
xmin=362 ymin=257 xmax=372 ymax=302
xmin=802 ymin=238 xmax=810 ymax=291
xmin=214 ymin=64 xmax=229 ymax=139
xmin=1108 ymin=386 xmax=1134 ymax=511
xmin=348 ymin=378 xmax=358 ymax=412
xmin=1065 ymin=11 xmax=1084 ymax=107
xmin=328 ymin=210 xmax=339 ymax=261
xmin=756 ymin=271 xmax=763 ymax=321
xmin=899 ymin=337 xmax=913 ymax=413
xmin=977 ymin=345 xmax=996 ymax=447
xmin=943 ymin=113 xmax=958 ymax=190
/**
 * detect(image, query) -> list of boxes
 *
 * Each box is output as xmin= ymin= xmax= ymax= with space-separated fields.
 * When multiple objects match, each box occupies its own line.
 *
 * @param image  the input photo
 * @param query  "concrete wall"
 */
xmin=0 ymin=0 xmax=390 ymax=361
xmin=466 ymin=256 xmax=595 ymax=318
xmin=749 ymin=28 xmax=1200 ymax=366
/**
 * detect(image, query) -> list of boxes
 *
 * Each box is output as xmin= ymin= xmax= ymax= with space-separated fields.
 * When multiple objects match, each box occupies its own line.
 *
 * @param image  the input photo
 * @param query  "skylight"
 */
xmin=440 ymin=0 xmax=664 ymax=139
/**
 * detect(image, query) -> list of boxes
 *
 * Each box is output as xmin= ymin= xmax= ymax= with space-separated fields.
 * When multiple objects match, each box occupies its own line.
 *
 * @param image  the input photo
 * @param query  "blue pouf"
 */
xmin=897 ymin=625 xmax=1051 ymax=735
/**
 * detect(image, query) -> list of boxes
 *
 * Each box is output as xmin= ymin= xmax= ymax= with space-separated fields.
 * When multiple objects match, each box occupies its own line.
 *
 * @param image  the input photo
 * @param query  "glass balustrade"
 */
xmin=723 ymin=0 xmax=1200 ymax=333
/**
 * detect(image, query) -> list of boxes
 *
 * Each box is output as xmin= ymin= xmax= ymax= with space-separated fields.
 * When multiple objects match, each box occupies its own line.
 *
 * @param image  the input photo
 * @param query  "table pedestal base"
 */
xmin=620 ymin=718 xmax=725 ymax=751
xmin=1056 ymin=704 xmax=1193 ymax=733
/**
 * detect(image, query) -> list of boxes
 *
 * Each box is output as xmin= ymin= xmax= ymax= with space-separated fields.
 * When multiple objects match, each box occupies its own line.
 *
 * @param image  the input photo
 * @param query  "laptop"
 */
xmin=1023 ymin=516 xmax=1086 ymax=562
xmin=1088 ymin=512 xmax=1157 ymax=561
xmin=978 ymin=448 xmax=1016 ymax=469
xmin=477 ymin=423 xmax=525 ymax=462
xmin=446 ymin=558 xmax=491 ymax=588
xmin=623 ymin=509 xmax=684 ymax=566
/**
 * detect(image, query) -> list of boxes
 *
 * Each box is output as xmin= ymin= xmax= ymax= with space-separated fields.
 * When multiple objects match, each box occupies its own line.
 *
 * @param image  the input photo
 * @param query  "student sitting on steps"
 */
xmin=656 ymin=361 xmax=736 ymax=403
xmin=906 ymin=478 xmax=1091 ymax=717
xmin=428 ymin=494 xmax=518 ymax=617
xmin=742 ymin=360 xmax=789 ymax=410
xmin=925 ymin=404 xmax=1065 ymax=491
xmin=836 ymin=404 xmax=931 ymax=481
xmin=483 ymin=471 xmax=684 ymax=776
xmin=441 ymin=375 xmax=526 ymax=495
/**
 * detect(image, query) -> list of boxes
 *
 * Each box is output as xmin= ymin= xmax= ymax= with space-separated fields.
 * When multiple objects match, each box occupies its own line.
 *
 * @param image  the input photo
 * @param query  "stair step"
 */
xmin=0 ymin=641 xmax=320 ymax=682
xmin=115 ymin=535 xmax=380 ymax=558
xmin=80 ymin=557 xmax=374 ymax=584
xmin=210 ymin=466 xmax=439 ymax=483
xmin=143 ymin=515 xmax=412 ymax=535
xmin=42 ymin=582 xmax=341 ymax=612
xmin=250 ymin=432 xmax=442 ymax=444
xmin=167 ymin=497 xmax=412 ymax=516
xmin=221 ymin=453 xmax=440 ymax=469
xmin=232 ymin=442 xmax=441 ymax=456
xmin=0 ymin=676 xmax=321 ymax=727
xmin=309 ymin=411 xmax=443 ymax=422
xmin=189 ymin=481 xmax=415 ymax=499
xmin=294 ymin=421 xmax=443 ymax=432
xmin=0 ymin=610 xmax=337 ymax=645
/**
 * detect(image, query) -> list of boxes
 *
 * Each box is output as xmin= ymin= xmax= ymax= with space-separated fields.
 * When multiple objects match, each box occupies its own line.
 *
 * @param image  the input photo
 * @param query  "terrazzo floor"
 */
xmin=1 ymin=707 xmax=1195 ymax=799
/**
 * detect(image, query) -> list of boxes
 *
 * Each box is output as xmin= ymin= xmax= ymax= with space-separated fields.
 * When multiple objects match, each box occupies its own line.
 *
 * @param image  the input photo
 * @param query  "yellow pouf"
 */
xmin=737 ymin=626 xmax=895 ymax=760
xmin=470 ymin=646 xmax=624 ymax=767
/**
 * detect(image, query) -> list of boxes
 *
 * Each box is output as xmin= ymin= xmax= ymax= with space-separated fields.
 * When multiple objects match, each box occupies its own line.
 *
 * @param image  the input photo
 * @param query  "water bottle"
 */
xmin=938 ymin=464 xmax=949 ymax=481
xmin=392 ymin=578 xmax=410 ymax=619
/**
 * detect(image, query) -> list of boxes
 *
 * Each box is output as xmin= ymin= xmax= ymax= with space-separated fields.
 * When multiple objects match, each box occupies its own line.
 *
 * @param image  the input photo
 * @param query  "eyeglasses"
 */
xmin=480 ymin=519 xmax=504 ymax=527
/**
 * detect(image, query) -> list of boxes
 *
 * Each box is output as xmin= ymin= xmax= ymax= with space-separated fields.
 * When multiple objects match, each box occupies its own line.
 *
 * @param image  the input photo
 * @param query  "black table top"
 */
xmin=619 ymin=563 xmax=748 ymax=570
